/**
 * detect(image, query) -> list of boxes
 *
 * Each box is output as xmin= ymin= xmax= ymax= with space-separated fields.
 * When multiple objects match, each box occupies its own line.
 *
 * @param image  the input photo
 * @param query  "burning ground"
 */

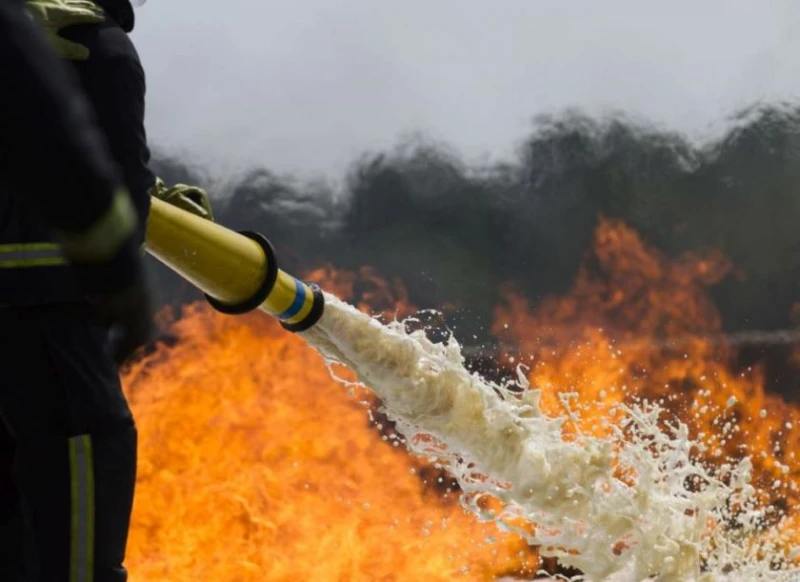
xmin=130 ymin=105 xmax=800 ymax=579
xmin=122 ymin=305 xmax=540 ymax=581
xmin=125 ymin=217 xmax=799 ymax=580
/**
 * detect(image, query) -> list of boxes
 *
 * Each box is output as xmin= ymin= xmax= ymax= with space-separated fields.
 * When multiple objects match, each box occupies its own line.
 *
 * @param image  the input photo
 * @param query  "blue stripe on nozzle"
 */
xmin=278 ymin=278 xmax=307 ymax=320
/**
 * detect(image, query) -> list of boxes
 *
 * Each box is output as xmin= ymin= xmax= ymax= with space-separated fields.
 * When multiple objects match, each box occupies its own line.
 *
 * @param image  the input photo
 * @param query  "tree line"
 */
xmin=148 ymin=103 xmax=800 ymax=399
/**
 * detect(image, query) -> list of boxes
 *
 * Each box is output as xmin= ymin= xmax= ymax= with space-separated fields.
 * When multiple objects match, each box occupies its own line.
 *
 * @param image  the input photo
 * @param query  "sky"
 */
xmin=130 ymin=0 xmax=800 ymax=181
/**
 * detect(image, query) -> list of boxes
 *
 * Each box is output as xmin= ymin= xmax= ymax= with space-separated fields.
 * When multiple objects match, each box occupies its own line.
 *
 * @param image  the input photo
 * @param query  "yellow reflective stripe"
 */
xmin=0 ymin=243 xmax=67 ymax=267
xmin=0 ymin=257 xmax=67 ymax=267
xmin=0 ymin=243 xmax=61 ymax=252
xmin=57 ymin=187 xmax=137 ymax=263
xmin=69 ymin=435 xmax=95 ymax=582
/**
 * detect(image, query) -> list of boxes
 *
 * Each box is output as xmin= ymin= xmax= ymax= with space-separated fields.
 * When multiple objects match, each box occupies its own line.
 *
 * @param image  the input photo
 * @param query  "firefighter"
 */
xmin=0 ymin=2 xmax=155 ymax=581
xmin=0 ymin=0 xmax=211 ymax=579
xmin=0 ymin=1 xmax=154 ymax=376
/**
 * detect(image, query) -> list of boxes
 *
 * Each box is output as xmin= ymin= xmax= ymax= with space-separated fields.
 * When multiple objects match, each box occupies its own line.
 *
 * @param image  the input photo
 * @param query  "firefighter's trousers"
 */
xmin=0 ymin=303 xmax=137 ymax=582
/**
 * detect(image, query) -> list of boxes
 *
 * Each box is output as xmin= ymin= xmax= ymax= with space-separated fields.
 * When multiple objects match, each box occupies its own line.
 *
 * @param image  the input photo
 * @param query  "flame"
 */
xmin=123 ymin=217 xmax=800 ymax=579
xmin=792 ymin=304 xmax=800 ymax=369
xmin=493 ymin=218 xmax=800 ymax=548
xmin=305 ymin=264 xmax=417 ymax=321
xmin=122 ymin=302 xmax=538 ymax=580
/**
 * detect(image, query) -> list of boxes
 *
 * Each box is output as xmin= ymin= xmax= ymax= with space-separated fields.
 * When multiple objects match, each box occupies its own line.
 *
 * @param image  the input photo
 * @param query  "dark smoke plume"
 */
xmin=146 ymin=104 xmax=800 ymax=400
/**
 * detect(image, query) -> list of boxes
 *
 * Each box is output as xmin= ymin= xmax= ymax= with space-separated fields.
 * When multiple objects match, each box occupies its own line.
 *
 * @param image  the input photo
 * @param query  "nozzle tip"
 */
xmin=281 ymin=284 xmax=325 ymax=333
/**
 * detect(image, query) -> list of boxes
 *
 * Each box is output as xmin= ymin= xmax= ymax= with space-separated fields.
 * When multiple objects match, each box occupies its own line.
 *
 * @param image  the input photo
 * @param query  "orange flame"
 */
xmin=305 ymin=264 xmax=417 ymax=321
xmin=122 ymin=298 xmax=538 ymax=580
xmin=493 ymin=218 xmax=800 ymax=543
xmin=123 ymin=218 xmax=800 ymax=579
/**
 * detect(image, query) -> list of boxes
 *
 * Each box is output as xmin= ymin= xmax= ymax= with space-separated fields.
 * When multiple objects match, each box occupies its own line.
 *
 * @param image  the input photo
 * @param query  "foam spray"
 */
xmin=302 ymin=294 xmax=798 ymax=582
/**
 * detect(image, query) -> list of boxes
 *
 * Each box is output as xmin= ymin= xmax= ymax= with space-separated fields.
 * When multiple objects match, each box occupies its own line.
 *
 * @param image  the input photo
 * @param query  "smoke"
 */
xmin=146 ymin=103 xmax=800 ymax=399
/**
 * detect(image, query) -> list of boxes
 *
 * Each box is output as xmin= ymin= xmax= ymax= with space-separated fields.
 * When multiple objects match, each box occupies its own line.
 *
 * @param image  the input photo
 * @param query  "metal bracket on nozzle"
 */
xmin=205 ymin=230 xmax=279 ymax=315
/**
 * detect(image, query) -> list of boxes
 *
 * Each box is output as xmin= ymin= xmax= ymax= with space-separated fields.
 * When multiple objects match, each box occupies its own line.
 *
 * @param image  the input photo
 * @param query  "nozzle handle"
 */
xmin=205 ymin=230 xmax=278 ymax=315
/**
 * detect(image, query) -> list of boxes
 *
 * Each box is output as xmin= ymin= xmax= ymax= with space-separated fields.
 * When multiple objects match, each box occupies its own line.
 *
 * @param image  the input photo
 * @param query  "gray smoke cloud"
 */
xmin=131 ymin=0 xmax=800 ymax=179
xmin=133 ymin=2 xmax=800 ymax=400
xmin=148 ymin=105 xmax=800 ymax=401
xmin=128 ymin=11 xmax=800 ymax=579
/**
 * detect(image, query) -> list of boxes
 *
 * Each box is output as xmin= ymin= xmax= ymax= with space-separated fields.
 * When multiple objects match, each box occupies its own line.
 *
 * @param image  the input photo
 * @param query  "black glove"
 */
xmin=71 ymin=240 xmax=156 ymax=367
xmin=96 ymin=268 xmax=155 ymax=366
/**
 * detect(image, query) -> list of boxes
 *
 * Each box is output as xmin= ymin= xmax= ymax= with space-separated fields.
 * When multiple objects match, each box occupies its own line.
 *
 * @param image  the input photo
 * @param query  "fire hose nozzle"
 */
xmin=145 ymin=197 xmax=324 ymax=332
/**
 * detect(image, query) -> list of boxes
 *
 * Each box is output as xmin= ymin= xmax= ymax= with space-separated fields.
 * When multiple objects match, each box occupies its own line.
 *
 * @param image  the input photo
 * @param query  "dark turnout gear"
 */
xmin=0 ymin=0 xmax=155 ymax=362
xmin=59 ymin=1 xmax=155 ymax=241
xmin=94 ymin=0 xmax=135 ymax=33
xmin=0 ymin=0 xmax=122 ymax=224
xmin=56 ymin=0 xmax=158 ymax=365
xmin=0 ymin=0 xmax=139 ymax=287
xmin=0 ymin=0 xmax=155 ymax=307
xmin=0 ymin=305 xmax=138 ymax=582
xmin=0 ymin=0 xmax=153 ymax=580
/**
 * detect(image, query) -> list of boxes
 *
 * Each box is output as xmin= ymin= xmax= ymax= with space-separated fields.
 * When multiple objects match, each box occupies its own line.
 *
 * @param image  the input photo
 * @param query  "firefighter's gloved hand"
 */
xmin=92 ymin=265 xmax=155 ymax=366
xmin=24 ymin=0 xmax=104 ymax=60
xmin=54 ymin=187 xmax=154 ymax=365
xmin=150 ymin=178 xmax=215 ymax=221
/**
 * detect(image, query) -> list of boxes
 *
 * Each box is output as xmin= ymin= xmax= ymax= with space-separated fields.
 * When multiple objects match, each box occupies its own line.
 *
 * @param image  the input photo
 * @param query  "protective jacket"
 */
xmin=0 ymin=0 xmax=155 ymax=305
xmin=0 ymin=4 xmax=147 ymax=581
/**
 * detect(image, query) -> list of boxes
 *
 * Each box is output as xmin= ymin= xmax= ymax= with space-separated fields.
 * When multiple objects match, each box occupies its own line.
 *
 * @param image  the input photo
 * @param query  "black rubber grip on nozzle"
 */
xmin=205 ymin=230 xmax=278 ymax=315
xmin=280 ymin=284 xmax=325 ymax=333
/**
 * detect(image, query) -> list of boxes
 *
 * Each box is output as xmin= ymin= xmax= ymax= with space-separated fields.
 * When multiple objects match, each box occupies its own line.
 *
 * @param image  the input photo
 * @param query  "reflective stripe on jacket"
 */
xmin=0 ymin=243 xmax=67 ymax=268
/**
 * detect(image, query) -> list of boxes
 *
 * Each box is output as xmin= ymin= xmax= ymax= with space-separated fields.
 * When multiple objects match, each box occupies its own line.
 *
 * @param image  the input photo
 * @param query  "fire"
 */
xmin=304 ymin=264 xmax=416 ymax=321
xmin=122 ymin=216 xmax=800 ymax=579
xmin=493 ymin=218 xmax=800 ymax=547
xmin=121 ymin=303 xmax=538 ymax=581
